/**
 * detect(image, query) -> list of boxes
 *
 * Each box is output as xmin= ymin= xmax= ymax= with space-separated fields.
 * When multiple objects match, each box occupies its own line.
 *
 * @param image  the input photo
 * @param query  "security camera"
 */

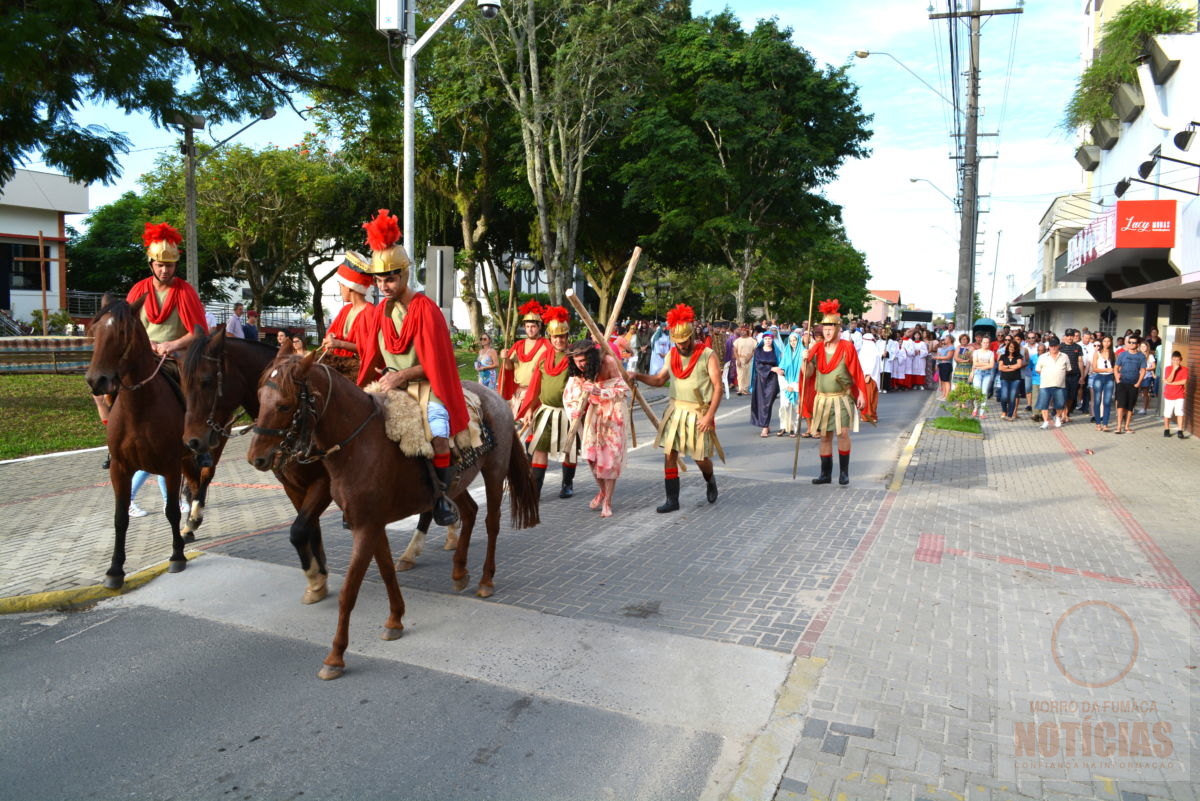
xmin=477 ymin=0 xmax=500 ymax=20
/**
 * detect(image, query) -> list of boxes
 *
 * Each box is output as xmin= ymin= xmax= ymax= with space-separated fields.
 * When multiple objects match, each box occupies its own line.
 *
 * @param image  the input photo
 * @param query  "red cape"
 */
xmin=515 ymin=347 xmax=569 ymax=420
xmin=357 ymin=292 xmax=469 ymax=437
xmin=328 ymin=302 xmax=374 ymax=358
xmin=127 ymin=276 xmax=208 ymax=336
xmin=498 ymin=337 xmax=549 ymax=401
xmin=807 ymin=339 xmax=868 ymax=403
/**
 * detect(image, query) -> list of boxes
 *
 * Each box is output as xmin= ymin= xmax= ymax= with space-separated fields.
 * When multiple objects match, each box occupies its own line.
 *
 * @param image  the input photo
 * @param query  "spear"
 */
xmin=792 ymin=280 xmax=816 ymax=480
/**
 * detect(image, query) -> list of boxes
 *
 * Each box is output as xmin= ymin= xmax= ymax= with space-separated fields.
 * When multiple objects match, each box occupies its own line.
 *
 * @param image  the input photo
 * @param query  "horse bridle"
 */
xmin=252 ymin=362 xmax=379 ymax=465
xmin=96 ymin=306 xmax=170 ymax=393
xmin=199 ymin=353 xmax=249 ymax=442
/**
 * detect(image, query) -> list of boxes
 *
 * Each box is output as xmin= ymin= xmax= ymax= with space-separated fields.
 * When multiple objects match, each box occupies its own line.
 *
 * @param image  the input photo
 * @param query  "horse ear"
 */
xmin=100 ymin=292 xmax=115 ymax=311
xmin=294 ymin=349 xmax=318 ymax=379
xmin=129 ymin=294 xmax=146 ymax=315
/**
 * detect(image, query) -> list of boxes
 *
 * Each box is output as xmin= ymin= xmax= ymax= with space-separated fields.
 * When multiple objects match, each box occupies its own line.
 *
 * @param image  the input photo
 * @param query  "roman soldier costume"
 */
xmin=652 ymin=304 xmax=722 ymax=512
xmin=324 ymin=252 xmax=374 ymax=381
xmin=499 ymin=299 xmax=550 ymax=419
xmin=126 ymin=222 xmax=207 ymax=347
xmin=355 ymin=210 xmax=467 ymax=526
xmin=807 ymin=299 xmax=868 ymax=486
xmin=516 ymin=305 xmax=578 ymax=499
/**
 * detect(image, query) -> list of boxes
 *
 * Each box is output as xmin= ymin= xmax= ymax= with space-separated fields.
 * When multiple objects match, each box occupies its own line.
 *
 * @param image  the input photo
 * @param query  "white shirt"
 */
xmin=225 ymin=314 xmax=245 ymax=339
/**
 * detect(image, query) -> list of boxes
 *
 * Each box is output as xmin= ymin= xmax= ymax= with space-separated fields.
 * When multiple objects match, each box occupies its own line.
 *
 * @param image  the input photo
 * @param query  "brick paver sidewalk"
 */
xmin=765 ymin=403 xmax=1200 ymax=801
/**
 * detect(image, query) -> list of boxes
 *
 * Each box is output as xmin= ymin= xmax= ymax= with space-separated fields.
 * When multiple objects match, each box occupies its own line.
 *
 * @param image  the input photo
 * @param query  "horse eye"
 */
xmin=200 ymin=378 xmax=214 ymax=388
xmin=277 ymin=404 xmax=291 ymax=412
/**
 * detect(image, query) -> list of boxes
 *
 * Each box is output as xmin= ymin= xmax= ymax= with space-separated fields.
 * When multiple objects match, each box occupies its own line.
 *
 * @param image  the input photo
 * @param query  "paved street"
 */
xmin=2 ymin=386 xmax=1198 ymax=800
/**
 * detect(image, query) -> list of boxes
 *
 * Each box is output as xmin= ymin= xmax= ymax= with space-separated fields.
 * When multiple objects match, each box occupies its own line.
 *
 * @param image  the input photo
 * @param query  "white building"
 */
xmin=0 ymin=170 xmax=89 ymax=324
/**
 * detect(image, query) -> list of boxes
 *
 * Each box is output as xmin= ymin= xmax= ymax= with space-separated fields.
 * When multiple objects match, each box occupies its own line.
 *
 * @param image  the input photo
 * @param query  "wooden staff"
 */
xmin=501 ymin=257 xmax=520 ymax=359
xmin=565 ymin=289 xmax=660 ymax=432
xmin=792 ymin=280 xmax=816 ymax=480
xmin=603 ymin=246 xmax=642 ymax=339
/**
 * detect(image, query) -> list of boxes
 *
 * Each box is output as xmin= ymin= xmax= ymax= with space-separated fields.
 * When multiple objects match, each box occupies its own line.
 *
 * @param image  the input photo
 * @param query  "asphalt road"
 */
xmin=0 ymin=385 xmax=932 ymax=801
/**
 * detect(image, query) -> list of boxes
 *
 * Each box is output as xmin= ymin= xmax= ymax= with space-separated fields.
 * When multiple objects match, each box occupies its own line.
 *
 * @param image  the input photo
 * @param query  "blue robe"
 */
xmin=749 ymin=343 xmax=780 ymax=427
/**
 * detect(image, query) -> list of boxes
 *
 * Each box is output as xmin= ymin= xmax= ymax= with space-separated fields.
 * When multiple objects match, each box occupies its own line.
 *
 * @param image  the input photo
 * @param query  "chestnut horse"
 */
xmin=84 ymin=296 xmax=219 ymax=588
xmin=247 ymin=347 xmax=540 ymax=679
xmin=179 ymin=329 xmax=459 ymax=604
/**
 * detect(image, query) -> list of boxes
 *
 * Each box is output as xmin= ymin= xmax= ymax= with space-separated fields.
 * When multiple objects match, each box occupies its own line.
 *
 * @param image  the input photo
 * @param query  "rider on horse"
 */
xmin=97 ymin=222 xmax=208 ymax=469
xmin=354 ymin=210 xmax=468 ymax=527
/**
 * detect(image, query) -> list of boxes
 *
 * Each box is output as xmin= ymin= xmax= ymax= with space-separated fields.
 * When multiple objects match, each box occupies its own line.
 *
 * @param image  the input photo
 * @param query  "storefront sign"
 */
xmin=1067 ymin=199 xmax=1177 ymax=273
xmin=1115 ymin=199 xmax=1176 ymax=248
xmin=1067 ymin=208 xmax=1115 ymax=272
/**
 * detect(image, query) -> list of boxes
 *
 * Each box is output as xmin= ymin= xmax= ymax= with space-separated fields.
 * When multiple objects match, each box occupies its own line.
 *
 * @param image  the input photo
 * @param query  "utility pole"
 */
xmin=930 ymin=1 xmax=1022 ymax=332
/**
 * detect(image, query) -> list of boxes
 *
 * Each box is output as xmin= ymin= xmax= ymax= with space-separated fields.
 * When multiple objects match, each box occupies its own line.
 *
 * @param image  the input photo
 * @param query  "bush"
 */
xmin=27 ymin=309 xmax=76 ymax=335
xmin=1064 ymin=0 xmax=1196 ymax=130
xmin=941 ymin=381 xmax=985 ymax=422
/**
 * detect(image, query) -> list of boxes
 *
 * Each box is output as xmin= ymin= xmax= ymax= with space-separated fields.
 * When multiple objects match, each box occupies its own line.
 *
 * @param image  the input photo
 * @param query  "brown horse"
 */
xmin=84 ymin=296 xmax=218 ymax=588
xmin=179 ymin=329 xmax=459 ymax=604
xmin=247 ymin=345 xmax=540 ymax=679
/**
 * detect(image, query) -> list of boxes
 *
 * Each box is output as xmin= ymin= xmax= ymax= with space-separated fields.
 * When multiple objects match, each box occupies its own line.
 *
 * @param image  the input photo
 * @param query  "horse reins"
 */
xmin=252 ymin=363 xmax=379 ymax=465
xmin=200 ymin=353 xmax=250 ymax=440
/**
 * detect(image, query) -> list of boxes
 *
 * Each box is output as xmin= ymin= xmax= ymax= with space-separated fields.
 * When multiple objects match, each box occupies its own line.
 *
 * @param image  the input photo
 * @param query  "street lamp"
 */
xmin=853 ymin=51 xmax=960 ymax=115
xmin=909 ymin=177 xmax=958 ymax=209
xmin=387 ymin=0 xmax=499 ymax=285
xmin=173 ymin=108 xmax=276 ymax=288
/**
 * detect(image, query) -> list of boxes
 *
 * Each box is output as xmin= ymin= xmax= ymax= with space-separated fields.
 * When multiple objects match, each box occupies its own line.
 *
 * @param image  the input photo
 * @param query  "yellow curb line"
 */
xmin=888 ymin=418 xmax=926 ymax=493
xmin=0 ymin=550 xmax=204 ymax=614
xmin=724 ymin=656 xmax=827 ymax=801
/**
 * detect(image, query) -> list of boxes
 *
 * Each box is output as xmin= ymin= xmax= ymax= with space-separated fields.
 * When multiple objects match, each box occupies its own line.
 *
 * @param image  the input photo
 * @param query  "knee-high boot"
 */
xmin=812 ymin=454 xmax=832 ymax=485
xmin=657 ymin=468 xmax=680 ymax=513
xmin=559 ymin=463 xmax=576 ymax=499
xmin=531 ymin=462 xmax=547 ymax=499
xmin=838 ymin=450 xmax=850 ymax=485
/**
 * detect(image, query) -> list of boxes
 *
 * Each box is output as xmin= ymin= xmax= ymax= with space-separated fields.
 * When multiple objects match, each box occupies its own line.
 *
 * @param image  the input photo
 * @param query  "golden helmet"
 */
xmin=143 ymin=222 xmax=182 ymax=263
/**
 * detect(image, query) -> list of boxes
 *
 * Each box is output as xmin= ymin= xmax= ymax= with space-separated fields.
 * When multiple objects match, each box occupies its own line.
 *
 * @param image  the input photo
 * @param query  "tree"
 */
xmin=140 ymin=140 xmax=376 ymax=331
xmin=749 ymin=227 xmax=871 ymax=324
xmin=479 ymin=0 xmax=676 ymax=303
xmin=620 ymin=13 xmax=872 ymax=322
xmin=0 ymin=0 xmax=383 ymax=186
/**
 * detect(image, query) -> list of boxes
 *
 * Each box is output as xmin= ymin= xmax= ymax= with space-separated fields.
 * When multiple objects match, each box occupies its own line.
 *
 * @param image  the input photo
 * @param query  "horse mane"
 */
xmin=184 ymin=329 xmax=290 ymax=377
xmin=92 ymin=297 xmax=132 ymax=326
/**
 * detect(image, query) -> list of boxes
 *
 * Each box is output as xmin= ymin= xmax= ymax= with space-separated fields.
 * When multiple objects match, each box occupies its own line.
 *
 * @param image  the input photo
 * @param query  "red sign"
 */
xmin=1115 ymin=199 xmax=1176 ymax=248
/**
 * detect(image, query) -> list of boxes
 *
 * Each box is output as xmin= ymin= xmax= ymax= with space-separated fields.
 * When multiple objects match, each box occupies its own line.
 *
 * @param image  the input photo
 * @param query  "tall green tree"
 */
xmin=0 ymin=0 xmax=382 ymax=186
xmin=620 ymin=13 xmax=872 ymax=323
xmin=141 ymin=141 xmax=376 ymax=332
xmin=479 ymin=0 xmax=679 ymax=303
xmin=749 ymin=226 xmax=871 ymax=324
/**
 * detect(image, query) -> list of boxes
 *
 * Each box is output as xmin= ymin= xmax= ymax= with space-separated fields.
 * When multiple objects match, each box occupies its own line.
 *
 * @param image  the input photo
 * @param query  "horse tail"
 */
xmin=505 ymin=428 xmax=541 ymax=530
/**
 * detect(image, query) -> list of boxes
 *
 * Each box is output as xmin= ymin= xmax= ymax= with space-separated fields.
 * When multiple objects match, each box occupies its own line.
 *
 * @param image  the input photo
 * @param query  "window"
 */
xmin=1 ymin=243 xmax=52 ymax=290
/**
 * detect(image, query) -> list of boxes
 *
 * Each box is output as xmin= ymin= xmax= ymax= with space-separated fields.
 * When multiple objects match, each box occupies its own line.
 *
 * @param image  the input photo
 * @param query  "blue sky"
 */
xmin=47 ymin=0 xmax=1088 ymax=315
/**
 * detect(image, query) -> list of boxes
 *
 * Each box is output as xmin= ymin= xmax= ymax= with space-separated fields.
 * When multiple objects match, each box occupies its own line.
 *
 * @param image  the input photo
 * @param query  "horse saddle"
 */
xmin=365 ymin=385 xmax=486 ymax=463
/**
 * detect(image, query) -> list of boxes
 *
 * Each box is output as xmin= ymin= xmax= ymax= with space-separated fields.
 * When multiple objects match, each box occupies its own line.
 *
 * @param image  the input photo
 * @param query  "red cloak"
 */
xmin=807 ymin=339 xmax=868 ymax=402
xmin=515 ymin=347 xmax=570 ymax=420
xmin=328 ymin=302 xmax=373 ymax=358
xmin=357 ymin=292 xmax=469 ymax=437
xmin=126 ymin=276 xmax=208 ymax=337
xmin=497 ymin=337 xmax=550 ymax=400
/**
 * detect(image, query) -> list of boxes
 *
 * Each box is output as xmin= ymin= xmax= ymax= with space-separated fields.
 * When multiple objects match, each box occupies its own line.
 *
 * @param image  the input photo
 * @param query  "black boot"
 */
xmin=432 ymin=464 xmax=459 ymax=526
xmin=656 ymin=477 xmax=680 ymax=513
xmin=812 ymin=455 xmax=832 ymax=485
xmin=559 ymin=463 xmax=576 ymax=498
xmin=838 ymin=452 xmax=850 ymax=485
xmin=703 ymin=472 xmax=718 ymax=503
xmin=101 ymin=450 xmax=111 ymax=470
xmin=531 ymin=464 xmax=546 ymax=499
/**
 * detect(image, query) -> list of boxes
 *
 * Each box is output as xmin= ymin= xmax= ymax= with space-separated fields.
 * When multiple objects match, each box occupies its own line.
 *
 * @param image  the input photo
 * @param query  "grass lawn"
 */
xmin=0 ymin=373 xmax=106 ymax=460
xmin=0 ymin=353 xmax=483 ymax=460
xmin=929 ymin=415 xmax=983 ymax=435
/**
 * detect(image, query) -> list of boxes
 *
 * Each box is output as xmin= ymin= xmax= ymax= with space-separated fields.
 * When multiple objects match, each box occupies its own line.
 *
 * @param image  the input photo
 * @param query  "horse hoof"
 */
xmin=395 ymin=559 xmax=416 ymax=572
xmin=167 ymin=560 xmax=186 ymax=574
xmin=476 ymin=585 xmax=494 ymax=599
xmin=182 ymin=532 xmax=196 ymax=544
xmin=103 ymin=574 xmax=124 ymax=590
xmin=452 ymin=576 xmax=470 ymax=592
xmin=317 ymin=665 xmax=344 ymax=681
xmin=380 ymin=626 xmax=404 ymax=641
xmin=442 ymin=538 xmax=458 ymax=552
xmin=301 ymin=585 xmax=328 ymax=604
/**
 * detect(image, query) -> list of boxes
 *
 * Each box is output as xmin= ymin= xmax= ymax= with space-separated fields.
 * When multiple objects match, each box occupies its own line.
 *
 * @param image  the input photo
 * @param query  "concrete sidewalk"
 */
xmin=747 ymin=400 xmax=1200 ymax=801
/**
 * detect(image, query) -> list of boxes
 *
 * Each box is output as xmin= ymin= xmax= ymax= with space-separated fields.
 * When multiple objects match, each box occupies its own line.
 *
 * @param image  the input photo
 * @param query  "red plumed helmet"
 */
xmin=541 ymin=305 xmax=569 ymax=336
xmin=142 ymin=222 xmax=182 ymax=247
xmin=363 ymin=209 xmax=402 ymax=252
xmin=818 ymin=298 xmax=843 ymax=325
xmin=519 ymin=299 xmax=545 ymax=324
xmin=666 ymin=304 xmax=695 ymax=329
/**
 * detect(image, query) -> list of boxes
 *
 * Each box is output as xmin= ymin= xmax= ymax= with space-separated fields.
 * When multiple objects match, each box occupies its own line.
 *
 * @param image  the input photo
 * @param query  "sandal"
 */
xmin=775 ymin=430 xmax=786 ymax=437
xmin=760 ymin=431 xmax=769 ymax=438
